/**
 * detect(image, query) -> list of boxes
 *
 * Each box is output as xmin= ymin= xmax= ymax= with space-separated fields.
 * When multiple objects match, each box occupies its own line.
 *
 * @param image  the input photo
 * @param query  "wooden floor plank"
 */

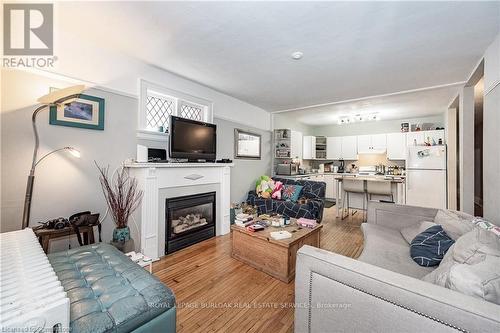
xmin=153 ymin=206 xmax=364 ymax=333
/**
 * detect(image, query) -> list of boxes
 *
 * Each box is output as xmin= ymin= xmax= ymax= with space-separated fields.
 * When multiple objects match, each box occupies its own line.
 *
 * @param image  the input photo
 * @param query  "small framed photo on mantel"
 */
xmin=49 ymin=94 xmax=105 ymax=130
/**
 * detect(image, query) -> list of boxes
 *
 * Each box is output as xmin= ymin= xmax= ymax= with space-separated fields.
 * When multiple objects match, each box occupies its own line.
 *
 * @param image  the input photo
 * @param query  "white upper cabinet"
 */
xmin=406 ymin=130 xmax=445 ymax=146
xmin=290 ymin=130 xmax=303 ymax=159
xmin=357 ymin=135 xmax=372 ymax=154
xmin=326 ymin=137 xmax=342 ymax=159
xmin=386 ymin=132 xmax=407 ymax=160
xmin=357 ymin=134 xmax=387 ymax=154
xmin=371 ymin=134 xmax=387 ymax=151
xmin=303 ymin=136 xmax=316 ymax=159
xmin=341 ymin=136 xmax=358 ymax=160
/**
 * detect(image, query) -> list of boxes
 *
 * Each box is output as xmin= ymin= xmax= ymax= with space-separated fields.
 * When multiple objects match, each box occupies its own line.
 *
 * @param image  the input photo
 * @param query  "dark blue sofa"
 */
xmin=247 ymin=177 xmax=326 ymax=222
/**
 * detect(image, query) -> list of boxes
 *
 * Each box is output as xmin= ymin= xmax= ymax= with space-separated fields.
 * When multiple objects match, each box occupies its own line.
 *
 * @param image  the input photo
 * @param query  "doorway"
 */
xmin=474 ymin=78 xmax=484 ymax=216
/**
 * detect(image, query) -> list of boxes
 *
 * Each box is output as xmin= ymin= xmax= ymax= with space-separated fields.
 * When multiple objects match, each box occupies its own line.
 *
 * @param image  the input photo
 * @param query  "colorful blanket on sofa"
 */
xmin=247 ymin=177 xmax=326 ymax=221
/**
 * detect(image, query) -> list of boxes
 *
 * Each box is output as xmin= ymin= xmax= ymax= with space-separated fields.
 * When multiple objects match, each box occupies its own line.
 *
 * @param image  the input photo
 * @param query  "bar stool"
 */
xmin=366 ymin=181 xmax=393 ymax=202
xmin=341 ymin=179 xmax=368 ymax=221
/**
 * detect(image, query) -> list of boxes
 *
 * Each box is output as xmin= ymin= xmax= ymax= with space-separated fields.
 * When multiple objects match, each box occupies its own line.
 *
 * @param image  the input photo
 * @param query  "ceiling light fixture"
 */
xmin=291 ymin=51 xmax=303 ymax=60
xmin=337 ymin=113 xmax=380 ymax=125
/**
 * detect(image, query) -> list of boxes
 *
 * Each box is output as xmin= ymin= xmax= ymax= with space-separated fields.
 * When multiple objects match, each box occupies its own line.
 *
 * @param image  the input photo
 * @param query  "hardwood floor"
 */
xmin=153 ymin=207 xmax=364 ymax=333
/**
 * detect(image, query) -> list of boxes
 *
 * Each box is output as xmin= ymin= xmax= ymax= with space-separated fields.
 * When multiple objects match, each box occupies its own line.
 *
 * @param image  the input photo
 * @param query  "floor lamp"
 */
xmin=22 ymin=85 xmax=86 ymax=229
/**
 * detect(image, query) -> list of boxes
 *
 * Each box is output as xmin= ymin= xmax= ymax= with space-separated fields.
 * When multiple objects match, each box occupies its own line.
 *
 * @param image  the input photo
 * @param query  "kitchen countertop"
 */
xmin=277 ymin=172 xmax=405 ymax=180
xmin=333 ymin=175 xmax=405 ymax=183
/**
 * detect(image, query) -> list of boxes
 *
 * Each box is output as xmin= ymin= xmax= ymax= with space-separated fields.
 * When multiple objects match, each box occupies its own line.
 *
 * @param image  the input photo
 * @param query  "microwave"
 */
xmin=277 ymin=163 xmax=299 ymax=176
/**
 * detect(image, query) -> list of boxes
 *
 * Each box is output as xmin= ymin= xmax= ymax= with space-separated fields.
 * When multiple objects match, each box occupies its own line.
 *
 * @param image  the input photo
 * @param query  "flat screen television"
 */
xmin=169 ymin=116 xmax=217 ymax=162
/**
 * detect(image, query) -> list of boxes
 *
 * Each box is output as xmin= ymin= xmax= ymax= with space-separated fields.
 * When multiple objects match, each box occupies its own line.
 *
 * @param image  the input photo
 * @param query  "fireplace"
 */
xmin=165 ymin=191 xmax=216 ymax=254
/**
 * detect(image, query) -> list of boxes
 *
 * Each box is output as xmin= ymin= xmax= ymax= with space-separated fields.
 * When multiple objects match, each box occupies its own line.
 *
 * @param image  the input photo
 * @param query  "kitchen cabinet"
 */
xmin=386 ymin=132 xmax=407 ymax=160
xmin=305 ymin=136 xmax=357 ymax=160
xmin=324 ymin=174 xmax=335 ymax=198
xmin=303 ymin=136 xmax=316 ymax=159
xmin=315 ymin=136 xmax=327 ymax=159
xmin=371 ymin=134 xmax=387 ymax=151
xmin=357 ymin=134 xmax=387 ymax=154
xmin=357 ymin=135 xmax=372 ymax=154
xmin=341 ymin=136 xmax=358 ymax=160
xmin=274 ymin=129 xmax=303 ymax=159
xmin=326 ymin=137 xmax=342 ymax=159
xmin=290 ymin=130 xmax=303 ymax=159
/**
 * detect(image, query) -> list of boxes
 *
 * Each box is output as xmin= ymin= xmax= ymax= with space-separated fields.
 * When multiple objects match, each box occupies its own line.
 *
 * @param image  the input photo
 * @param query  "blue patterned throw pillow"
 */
xmin=410 ymin=225 xmax=455 ymax=267
xmin=282 ymin=185 xmax=303 ymax=202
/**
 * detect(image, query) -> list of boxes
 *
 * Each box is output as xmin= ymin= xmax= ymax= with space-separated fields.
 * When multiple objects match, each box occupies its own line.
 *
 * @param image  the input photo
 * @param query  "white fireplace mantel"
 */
xmin=125 ymin=162 xmax=234 ymax=260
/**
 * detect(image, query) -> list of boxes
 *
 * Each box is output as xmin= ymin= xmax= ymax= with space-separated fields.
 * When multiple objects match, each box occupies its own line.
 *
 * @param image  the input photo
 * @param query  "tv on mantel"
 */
xmin=169 ymin=115 xmax=217 ymax=162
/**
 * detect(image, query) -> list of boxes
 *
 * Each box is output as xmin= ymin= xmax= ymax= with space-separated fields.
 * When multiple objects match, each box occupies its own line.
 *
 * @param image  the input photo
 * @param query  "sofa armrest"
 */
xmin=295 ymin=245 xmax=500 ymax=333
xmin=308 ymin=198 xmax=325 ymax=222
xmin=366 ymin=201 xmax=438 ymax=230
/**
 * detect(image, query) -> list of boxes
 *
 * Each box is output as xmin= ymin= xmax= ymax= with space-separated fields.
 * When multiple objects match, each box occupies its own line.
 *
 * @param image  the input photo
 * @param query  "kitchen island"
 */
xmin=334 ymin=175 xmax=406 ymax=218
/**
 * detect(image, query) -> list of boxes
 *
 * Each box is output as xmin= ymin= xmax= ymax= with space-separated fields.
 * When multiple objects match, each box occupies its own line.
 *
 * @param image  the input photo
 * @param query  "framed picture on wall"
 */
xmin=234 ymin=129 xmax=261 ymax=159
xmin=49 ymin=94 xmax=105 ymax=130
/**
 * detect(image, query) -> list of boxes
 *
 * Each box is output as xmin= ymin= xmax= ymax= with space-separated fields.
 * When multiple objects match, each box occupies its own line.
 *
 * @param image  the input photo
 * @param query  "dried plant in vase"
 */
xmin=96 ymin=162 xmax=143 ymax=247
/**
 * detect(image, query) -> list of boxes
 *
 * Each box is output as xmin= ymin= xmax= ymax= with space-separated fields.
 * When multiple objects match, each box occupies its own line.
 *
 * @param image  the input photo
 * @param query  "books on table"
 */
xmin=296 ymin=218 xmax=318 ymax=229
xmin=235 ymin=213 xmax=254 ymax=227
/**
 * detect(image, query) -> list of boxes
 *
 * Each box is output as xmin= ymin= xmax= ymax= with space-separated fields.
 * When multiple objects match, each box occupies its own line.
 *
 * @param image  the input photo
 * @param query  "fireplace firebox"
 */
xmin=165 ymin=191 xmax=216 ymax=254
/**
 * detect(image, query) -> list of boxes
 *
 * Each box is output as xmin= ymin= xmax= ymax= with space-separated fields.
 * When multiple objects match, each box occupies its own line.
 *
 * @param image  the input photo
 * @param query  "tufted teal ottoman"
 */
xmin=48 ymin=243 xmax=176 ymax=333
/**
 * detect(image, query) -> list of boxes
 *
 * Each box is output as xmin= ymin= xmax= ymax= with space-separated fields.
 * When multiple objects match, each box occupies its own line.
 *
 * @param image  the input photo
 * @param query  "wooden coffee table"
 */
xmin=231 ymin=221 xmax=322 ymax=283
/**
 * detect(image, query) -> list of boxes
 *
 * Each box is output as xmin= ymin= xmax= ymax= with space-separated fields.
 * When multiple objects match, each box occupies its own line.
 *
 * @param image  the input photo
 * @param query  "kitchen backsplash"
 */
xmin=302 ymin=153 xmax=405 ymax=171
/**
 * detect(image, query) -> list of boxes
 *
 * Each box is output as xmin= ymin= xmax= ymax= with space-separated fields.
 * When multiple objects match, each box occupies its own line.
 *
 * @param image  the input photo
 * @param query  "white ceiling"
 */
xmin=57 ymin=1 xmax=499 ymax=112
xmin=277 ymin=84 xmax=460 ymax=125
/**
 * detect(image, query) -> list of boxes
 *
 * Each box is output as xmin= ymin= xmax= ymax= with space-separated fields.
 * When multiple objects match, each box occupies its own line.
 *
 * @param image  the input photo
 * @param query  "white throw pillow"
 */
xmin=448 ymin=256 xmax=500 ymax=304
xmin=422 ymin=227 xmax=500 ymax=305
xmin=400 ymin=221 xmax=438 ymax=244
xmin=433 ymin=209 xmax=475 ymax=240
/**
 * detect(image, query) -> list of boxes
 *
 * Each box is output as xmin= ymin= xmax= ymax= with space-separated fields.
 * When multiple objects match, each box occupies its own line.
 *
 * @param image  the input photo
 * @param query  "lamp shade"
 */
xmin=37 ymin=85 xmax=85 ymax=104
xmin=66 ymin=147 xmax=81 ymax=158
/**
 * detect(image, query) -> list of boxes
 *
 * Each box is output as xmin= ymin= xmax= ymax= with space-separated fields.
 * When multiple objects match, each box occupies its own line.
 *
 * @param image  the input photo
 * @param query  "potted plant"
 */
xmin=96 ymin=163 xmax=143 ymax=252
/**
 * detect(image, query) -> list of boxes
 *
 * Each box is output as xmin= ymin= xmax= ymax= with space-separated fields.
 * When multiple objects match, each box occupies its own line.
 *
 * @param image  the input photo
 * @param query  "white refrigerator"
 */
xmin=406 ymin=145 xmax=447 ymax=209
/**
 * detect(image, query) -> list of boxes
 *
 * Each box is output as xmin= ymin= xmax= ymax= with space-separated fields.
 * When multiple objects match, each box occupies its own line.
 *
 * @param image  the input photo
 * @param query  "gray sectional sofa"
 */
xmin=295 ymin=202 xmax=500 ymax=333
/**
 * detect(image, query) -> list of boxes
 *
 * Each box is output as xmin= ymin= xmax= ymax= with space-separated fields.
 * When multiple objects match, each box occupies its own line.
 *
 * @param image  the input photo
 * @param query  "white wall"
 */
xmin=482 ymin=33 xmax=500 ymax=225
xmin=214 ymin=118 xmax=272 ymax=202
xmin=272 ymin=112 xmax=314 ymax=135
xmin=458 ymin=86 xmax=475 ymax=215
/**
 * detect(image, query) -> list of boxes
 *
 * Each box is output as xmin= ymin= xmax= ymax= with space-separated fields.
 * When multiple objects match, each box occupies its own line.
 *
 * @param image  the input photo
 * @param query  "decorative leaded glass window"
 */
xmin=179 ymin=101 xmax=204 ymax=121
xmin=139 ymin=80 xmax=212 ymax=133
xmin=145 ymin=92 xmax=176 ymax=130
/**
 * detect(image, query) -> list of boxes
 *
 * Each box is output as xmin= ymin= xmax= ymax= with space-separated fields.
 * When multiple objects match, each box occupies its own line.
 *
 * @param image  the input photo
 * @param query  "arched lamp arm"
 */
xmin=30 ymin=93 xmax=81 ymax=173
xmin=34 ymin=147 xmax=71 ymax=167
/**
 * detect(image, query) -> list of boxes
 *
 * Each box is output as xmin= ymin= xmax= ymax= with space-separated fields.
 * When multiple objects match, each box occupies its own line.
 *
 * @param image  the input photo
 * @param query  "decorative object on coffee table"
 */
xmin=96 ymin=163 xmax=143 ymax=253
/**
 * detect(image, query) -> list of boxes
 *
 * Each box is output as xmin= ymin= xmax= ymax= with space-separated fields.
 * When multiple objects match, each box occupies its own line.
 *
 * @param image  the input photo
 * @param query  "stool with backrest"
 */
xmin=341 ymin=179 xmax=368 ymax=221
xmin=366 ymin=180 xmax=393 ymax=203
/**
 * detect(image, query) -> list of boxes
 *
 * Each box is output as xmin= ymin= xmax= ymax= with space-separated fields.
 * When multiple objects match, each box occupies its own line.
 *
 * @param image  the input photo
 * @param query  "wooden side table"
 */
xmin=33 ymin=225 xmax=96 ymax=253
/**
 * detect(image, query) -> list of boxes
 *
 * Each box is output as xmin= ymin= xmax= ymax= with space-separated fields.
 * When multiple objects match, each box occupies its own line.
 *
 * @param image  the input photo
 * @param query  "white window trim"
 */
xmin=138 ymin=79 xmax=213 ymax=134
